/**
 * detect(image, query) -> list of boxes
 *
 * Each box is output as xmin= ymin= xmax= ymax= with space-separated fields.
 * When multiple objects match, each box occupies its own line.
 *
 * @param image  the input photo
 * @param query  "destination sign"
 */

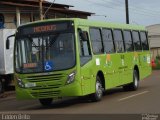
xmin=18 ymin=21 xmax=74 ymax=35
xmin=23 ymin=63 xmax=37 ymax=68
xmin=34 ymin=25 xmax=56 ymax=33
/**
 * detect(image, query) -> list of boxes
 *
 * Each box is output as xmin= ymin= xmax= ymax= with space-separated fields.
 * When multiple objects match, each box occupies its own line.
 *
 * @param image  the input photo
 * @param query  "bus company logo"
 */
xmin=106 ymin=54 xmax=112 ymax=66
xmin=134 ymin=52 xmax=138 ymax=58
xmin=106 ymin=54 xmax=111 ymax=61
xmin=142 ymin=114 xmax=159 ymax=120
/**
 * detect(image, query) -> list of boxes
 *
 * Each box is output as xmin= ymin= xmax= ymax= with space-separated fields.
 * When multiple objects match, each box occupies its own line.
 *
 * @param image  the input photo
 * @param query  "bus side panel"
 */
xmin=93 ymin=54 xmax=121 ymax=90
xmin=104 ymin=54 xmax=121 ymax=89
xmin=139 ymin=51 xmax=152 ymax=80
xmin=80 ymin=60 xmax=96 ymax=96
xmin=119 ymin=52 xmax=134 ymax=86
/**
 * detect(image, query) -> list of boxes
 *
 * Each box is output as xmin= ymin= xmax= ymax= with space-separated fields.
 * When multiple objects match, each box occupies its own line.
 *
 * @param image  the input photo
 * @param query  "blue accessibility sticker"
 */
xmin=44 ymin=61 xmax=54 ymax=71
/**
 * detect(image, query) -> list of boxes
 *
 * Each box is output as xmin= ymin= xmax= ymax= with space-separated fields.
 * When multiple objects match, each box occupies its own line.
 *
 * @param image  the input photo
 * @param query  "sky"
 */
xmin=47 ymin=0 xmax=160 ymax=26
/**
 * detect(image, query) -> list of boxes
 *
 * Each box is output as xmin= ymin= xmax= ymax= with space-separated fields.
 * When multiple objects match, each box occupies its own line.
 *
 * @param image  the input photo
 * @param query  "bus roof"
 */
xmin=19 ymin=18 xmax=146 ymax=31
xmin=75 ymin=18 xmax=146 ymax=31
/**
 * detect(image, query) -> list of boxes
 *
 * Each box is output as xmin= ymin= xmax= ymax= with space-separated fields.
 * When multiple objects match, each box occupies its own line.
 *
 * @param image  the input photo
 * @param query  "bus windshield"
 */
xmin=15 ymin=33 xmax=76 ymax=73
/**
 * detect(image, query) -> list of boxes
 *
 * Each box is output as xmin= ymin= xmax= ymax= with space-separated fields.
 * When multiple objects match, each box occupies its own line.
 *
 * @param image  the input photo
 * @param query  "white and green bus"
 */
xmin=12 ymin=18 xmax=151 ymax=106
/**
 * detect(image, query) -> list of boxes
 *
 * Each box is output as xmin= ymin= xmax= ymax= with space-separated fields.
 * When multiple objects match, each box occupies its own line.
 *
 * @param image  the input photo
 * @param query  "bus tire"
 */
xmin=0 ymin=79 xmax=4 ymax=94
xmin=123 ymin=70 xmax=139 ymax=91
xmin=131 ymin=70 xmax=139 ymax=90
xmin=39 ymin=98 xmax=53 ymax=106
xmin=90 ymin=76 xmax=103 ymax=102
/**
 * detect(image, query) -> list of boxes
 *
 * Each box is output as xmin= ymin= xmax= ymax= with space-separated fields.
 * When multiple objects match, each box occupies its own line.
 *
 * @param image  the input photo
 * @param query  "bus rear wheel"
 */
xmin=123 ymin=70 xmax=139 ymax=91
xmin=39 ymin=98 xmax=53 ymax=106
xmin=90 ymin=76 xmax=103 ymax=102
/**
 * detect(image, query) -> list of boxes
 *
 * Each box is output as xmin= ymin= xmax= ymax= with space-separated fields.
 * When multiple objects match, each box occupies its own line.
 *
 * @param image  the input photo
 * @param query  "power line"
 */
xmin=43 ymin=0 xmax=56 ymax=18
xmin=86 ymin=0 xmax=160 ymax=18
xmin=85 ymin=0 xmax=123 ymax=14
xmin=99 ymin=0 xmax=160 ymax=16
xmin=116 ymin=0 xmax=160 ymax=14
xmin=103 ymin=0 xmax=160 ymax=16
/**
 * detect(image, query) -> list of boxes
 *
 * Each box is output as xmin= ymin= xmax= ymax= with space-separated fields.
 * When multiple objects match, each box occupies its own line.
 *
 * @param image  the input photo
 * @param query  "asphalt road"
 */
xmin=0 ymin=70 xmax=160 ymax=114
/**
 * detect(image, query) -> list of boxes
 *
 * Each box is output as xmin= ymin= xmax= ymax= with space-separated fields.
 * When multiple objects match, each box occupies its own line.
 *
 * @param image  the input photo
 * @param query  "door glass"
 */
xmin=78 ymin=29 xmax=91 ymax=66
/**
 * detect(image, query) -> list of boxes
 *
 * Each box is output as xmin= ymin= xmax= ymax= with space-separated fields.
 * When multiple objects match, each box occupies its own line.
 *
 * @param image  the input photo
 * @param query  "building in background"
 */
xmin=0 ymin=0 xmax=93 ymax=93
xmin=0 ymin=0 xmax=93 ymax=29
xmin=146 ymin=24 xmax=160 ymax=59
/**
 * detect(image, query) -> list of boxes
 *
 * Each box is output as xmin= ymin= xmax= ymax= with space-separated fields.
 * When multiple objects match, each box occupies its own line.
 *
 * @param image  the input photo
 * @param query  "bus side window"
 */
xmin=102 ymin=29 xmax=115 ymax=53
xmin=113 ymin=29 xmax=125 ymax=53
xmin=78 ymin=29 xmax=91 ymax=66
xmin=132 ymin=31 xmax=142 ymax=51
xmin=140 ymin=31 xmax=149 ymax=50
xmin=90 ymin=28 xmax=103 ymax=54
xmin=123 ymin=30 xmax=134 ymax=52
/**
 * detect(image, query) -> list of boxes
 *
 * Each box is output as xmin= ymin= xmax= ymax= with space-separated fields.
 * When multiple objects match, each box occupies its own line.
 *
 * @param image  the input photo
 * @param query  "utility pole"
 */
xmin=39 ymin=0 xmax=43 ymax=20
xmin=125 ymin=0 xmax=129 ymax=24
xmin=16 ymin=7 xmax=21 ymax=27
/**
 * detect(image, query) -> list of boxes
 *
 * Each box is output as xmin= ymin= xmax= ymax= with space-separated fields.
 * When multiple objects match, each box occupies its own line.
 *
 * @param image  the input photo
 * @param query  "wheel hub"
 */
xmin=134 ymin=75 xmax=138 ymax=87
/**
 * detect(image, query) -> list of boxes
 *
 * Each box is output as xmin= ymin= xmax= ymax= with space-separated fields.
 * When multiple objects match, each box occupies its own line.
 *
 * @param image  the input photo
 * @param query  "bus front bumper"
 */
xmin=16 ymin=82 xmax=82 ymax=100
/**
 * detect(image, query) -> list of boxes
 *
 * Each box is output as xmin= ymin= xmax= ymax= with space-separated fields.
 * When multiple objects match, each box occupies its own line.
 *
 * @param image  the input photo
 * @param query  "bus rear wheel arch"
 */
xmin=123 ymin=68 xmax=139 ymax=91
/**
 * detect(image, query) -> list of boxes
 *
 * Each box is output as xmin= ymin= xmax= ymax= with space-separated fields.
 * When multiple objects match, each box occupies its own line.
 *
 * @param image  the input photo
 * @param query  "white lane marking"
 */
xmin=118 ymin=91 xmax=149 ymax=101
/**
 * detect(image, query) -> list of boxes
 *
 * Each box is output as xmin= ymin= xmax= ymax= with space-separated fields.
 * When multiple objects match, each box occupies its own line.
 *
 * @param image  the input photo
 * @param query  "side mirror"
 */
xmin=6 ymin=38 xmax=10 ymax=50
xmin=6 ymin=34 xmax=15 ymax=49
xmin=78 ymin=28 xmax=88 ymax=41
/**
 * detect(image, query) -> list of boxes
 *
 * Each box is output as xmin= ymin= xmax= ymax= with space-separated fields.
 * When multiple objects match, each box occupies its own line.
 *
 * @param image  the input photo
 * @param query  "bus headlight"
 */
xmin=66 ymin=71 xmax=76 ymax=85
xmin=17 ymin=79 xmax=25 ymax=88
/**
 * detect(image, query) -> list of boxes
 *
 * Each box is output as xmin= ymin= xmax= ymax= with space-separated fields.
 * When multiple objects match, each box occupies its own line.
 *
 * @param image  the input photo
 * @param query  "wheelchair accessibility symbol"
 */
xmin=44 ymin=61 xmax=53 ymax=71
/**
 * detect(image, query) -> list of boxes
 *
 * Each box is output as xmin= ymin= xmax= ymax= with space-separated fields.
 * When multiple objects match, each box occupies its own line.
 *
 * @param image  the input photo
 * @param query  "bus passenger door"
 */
xmin=78 ymin=28 xmax=93 ymax=95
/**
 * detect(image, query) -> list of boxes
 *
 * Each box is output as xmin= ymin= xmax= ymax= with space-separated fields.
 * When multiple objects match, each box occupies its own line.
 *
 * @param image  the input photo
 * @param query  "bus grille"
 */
xmin=25 ymin=73 xmax=66 ymax=90
xmin=26 ymin=73 xmax=65 ymax=82
xmin=31 ymin=84 xmax=62 ymax=90
xmin=31 ymin=90 xmax=60 ymax=98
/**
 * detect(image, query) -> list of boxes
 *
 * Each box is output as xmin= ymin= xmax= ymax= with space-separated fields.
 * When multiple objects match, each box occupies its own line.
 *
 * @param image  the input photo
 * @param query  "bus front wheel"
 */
xmin=90 ymin=76 xmax=103 ymax=102
xmin=39 ymin=98 xmax=53 ymax=106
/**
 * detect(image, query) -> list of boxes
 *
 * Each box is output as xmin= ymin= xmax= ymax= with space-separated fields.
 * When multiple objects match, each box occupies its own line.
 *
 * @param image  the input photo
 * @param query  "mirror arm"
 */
xmin=6 ymin=34 xmax=15 ymax=49
xmin=7 ymin=34 xmax=15 ymax=40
